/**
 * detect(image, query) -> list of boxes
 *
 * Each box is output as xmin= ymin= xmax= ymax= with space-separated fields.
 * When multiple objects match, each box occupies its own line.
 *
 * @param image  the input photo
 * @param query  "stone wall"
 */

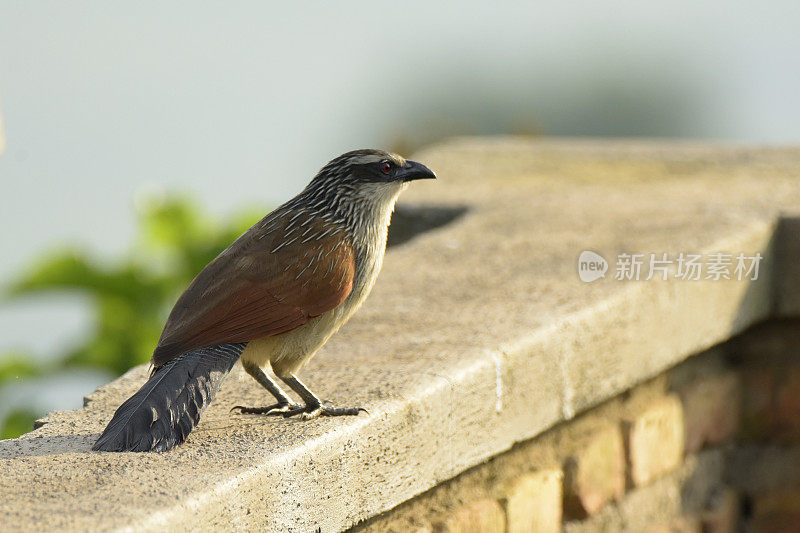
xmin=2 ymin=139 xmax=800 ymax=532
xmin=356 ymin=319 xmax=800 ymax=532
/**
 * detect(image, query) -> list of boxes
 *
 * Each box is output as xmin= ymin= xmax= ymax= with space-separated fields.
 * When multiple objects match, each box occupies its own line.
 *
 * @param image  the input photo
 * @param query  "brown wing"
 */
xmin=151 ymin=207 xmax=355 ymax=367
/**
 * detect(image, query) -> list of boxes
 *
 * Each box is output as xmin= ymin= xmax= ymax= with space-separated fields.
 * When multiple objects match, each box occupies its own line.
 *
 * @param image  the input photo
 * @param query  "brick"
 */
xmin=727 ymin=445 xmax=800 ymax=496
xmin=564 ymin=424 xmax=626 ymax=517
xmin=646 ymin=515 xmax=701 ymax=533
xmin=625 ymin=396 xmax=685 ymax=487
xmin=743 ymin=363 xmax=800 ymax=443
xmin=501 ymin=469 xmax=563 ymax=533
xmin=700 ymin=488 xmax=738 ymax=533
xmin=679 ymin=372 xmax=740 ymax=453
xmin=773 ymin=365 xmax=800 ymax=443
xmin=752 ymin=488 xmax=800 ymax=533
xmin=437 ymin=499 xmax=506 ymax=533
xmin=741 ymin=367 xmax=774 ymax=440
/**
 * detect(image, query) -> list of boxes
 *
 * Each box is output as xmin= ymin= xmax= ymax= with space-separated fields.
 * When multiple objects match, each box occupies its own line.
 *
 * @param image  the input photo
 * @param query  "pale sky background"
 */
xmin=1 ymin=1 xmax=800 ymax=415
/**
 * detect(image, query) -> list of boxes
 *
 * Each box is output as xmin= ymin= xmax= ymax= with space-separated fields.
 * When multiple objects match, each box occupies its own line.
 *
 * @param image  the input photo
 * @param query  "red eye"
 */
xmin=381 ymin=161 xmax=392 ymax=174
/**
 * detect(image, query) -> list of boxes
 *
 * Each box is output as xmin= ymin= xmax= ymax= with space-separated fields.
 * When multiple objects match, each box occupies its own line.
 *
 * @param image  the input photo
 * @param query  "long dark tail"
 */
xmin=92 ymin=343 xmax=245 ymax=452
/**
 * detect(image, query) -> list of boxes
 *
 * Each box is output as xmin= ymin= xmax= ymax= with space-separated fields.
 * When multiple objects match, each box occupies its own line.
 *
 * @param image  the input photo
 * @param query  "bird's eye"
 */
xmin=380 ymin=161 xmax=392 ymax=174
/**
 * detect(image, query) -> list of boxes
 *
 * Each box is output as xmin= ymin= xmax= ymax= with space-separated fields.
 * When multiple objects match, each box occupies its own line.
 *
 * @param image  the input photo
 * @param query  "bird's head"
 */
xmin=303 ymin=149 xmax=436 ymax=223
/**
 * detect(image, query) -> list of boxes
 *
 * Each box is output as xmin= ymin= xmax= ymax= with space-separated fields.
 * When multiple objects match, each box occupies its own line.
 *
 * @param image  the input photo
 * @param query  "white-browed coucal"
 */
xmin=93 ymin=149 xmax=436 ymax=452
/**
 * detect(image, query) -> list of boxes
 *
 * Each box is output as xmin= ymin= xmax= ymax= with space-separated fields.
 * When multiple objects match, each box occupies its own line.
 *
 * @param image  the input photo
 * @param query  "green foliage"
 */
xmin=0 ymin=196 xmax=267 ymax=438
xmin=0 ymin=409 xmax=40 ymax=440
xmin=0 ymin=352 xmax=42 ymax=382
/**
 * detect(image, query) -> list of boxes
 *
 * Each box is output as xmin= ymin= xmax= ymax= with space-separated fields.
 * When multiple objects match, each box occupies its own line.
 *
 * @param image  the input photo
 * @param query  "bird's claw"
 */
xmin=231 ymin=402 xmax=367 ymax=419
xmin=230 ymin=402 xmax=302 ymax=415
xmin=294 ymin=405 xmax=368 ymax=420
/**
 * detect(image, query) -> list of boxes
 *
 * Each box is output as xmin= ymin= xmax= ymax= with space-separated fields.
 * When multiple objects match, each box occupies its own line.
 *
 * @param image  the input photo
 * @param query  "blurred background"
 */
xmin=1 ymin=1 xmax=799 ymax=438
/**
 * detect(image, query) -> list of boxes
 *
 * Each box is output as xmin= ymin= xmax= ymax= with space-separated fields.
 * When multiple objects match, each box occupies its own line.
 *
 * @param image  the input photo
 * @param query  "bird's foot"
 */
xmin=281 ymin=404 xmax=368 ymax=420
xmin=230 ymin=402 xmax=303 ymax=415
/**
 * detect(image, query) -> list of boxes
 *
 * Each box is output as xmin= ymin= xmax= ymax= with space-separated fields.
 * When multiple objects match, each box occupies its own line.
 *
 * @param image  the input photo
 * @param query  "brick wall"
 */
xmin=353 ymin=320 xmax=800 ymax=533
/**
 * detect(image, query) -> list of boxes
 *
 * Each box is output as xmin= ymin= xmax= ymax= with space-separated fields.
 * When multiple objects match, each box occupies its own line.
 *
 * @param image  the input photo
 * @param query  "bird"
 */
xmin=92 ymin=149 xmax=436 ymax=452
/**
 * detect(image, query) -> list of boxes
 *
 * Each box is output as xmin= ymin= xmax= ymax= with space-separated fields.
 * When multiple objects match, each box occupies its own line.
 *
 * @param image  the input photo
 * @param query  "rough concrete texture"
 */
xmin=2 ymin=138 xmax=800 ymax=532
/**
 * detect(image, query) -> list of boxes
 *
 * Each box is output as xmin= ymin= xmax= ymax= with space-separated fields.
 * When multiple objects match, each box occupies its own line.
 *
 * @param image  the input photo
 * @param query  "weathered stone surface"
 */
xmin=501 ymin=470 xmax=563 ymax=533
xmin=625 ymin=396 xmax=685 ymax=488
xmin=2 ymin=139 xmax=800 ymax=532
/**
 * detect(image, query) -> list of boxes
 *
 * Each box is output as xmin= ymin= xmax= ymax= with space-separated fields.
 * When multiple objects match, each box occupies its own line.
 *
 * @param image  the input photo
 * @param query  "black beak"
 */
xmin=397 ymin=160 xmax=437 ymax=182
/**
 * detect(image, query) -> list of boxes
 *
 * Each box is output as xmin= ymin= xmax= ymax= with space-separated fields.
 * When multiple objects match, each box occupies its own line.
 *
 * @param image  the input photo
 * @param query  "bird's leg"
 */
xmin=230 ymin=361 xmax=302 ymax=415
xmin=278 ymin=375 xmax=366 ymax=420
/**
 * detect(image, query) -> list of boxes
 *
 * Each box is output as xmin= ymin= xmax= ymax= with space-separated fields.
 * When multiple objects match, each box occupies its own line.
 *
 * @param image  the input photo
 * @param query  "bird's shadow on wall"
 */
xmin=387 ymin=204 xmax=468 ymax=248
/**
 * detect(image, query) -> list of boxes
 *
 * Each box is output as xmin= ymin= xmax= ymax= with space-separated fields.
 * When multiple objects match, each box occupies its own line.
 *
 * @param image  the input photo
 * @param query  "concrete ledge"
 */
xmin=2 ymin=138 xmax=800 ymax=531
